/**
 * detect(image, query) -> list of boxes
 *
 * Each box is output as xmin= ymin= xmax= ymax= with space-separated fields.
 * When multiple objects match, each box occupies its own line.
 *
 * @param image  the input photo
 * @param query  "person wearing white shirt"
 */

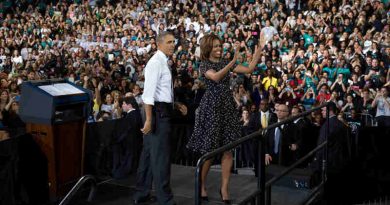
xmin=11 ymin=50 xmax=23 ymax=65
xmin=133 ymin=32 xmax=177 ymax=205
xmin=136 ymin=44 xmax=152 ymax=56
xmin=372 ymin=87 xmax=390 ymax=127
xmin=261 ymin=20 xmax=278 ymax=43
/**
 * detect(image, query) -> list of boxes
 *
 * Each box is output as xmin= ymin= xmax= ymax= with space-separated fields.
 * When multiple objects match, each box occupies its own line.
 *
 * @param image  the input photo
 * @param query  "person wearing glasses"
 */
xmin=264 ymin=103 xmax=298 ymax=166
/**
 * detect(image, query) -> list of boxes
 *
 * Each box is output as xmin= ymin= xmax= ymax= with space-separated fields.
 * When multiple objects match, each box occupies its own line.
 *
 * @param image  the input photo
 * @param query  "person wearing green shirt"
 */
xmin=301 ymin=29 xmax=314 ymax=48
xmin=322 ymin=66 xmax=350 ymax=84
xmin=302 ymin=70 xmax=318 ymax=92
xmin=322 ymin=67 xmax=337 ymax=82
xmin=335 ymin=67 xmax=351 ymax=83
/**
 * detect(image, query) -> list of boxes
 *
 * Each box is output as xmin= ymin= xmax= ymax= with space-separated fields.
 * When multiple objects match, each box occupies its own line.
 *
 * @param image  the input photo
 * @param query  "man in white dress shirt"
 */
xmin=133 ymin=31 xmax=177 ymax=205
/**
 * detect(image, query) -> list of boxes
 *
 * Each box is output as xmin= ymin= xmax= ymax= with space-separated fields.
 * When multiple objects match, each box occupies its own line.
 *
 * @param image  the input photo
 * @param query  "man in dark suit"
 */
xmin=112 ymin=96 xmax=143 ymax=179
xmin=264 ymin=103 xmax=298 ymax=166
xmin=248 ymin=98 xmax=277 ymax=176
xmin=315 ymin=102 xmax=350 ymax=169
xmin=248 ymin=99 xmax=277 ymax=132
xmin=291 ymin=105 xmax=310 ymax=164
xmin=121 ymin=96 xmax=143 ymax=129
xmin=314 ymin=102 xmax=351 ymax=205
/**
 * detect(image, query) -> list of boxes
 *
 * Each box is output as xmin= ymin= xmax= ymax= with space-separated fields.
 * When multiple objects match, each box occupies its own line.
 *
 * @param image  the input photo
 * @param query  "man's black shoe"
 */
xmin=133 ymin=195 xmax=156 ymax=204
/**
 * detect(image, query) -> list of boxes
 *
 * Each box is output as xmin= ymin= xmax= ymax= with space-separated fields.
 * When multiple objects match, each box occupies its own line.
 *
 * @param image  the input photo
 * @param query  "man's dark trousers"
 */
xmin=134 ymin=105 xmax=175 ymax=205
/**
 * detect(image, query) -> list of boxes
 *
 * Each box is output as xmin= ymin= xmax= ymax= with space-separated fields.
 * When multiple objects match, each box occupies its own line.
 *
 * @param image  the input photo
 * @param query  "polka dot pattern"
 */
xmin=187 ymin=60 xmax=241 ymax=154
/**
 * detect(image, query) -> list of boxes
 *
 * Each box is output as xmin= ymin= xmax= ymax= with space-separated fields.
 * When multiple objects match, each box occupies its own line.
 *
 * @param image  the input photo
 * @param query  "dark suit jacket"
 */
xmin=294 ymin=118 xmax=310 ymax=151
xmin=265 ymin=122 xmax=298 ymax=166
xmin=294 ymin=118 xmax=318 ymax=162
xmin=124 ymin=110 xmax=143 ymax=139
xmin=248 ymin=111 xmax=277 ymax=133
xmin=112 ymin=110 xmax=143 ymax=178
xmin=316 ymin=116 xmax=350 ymax=173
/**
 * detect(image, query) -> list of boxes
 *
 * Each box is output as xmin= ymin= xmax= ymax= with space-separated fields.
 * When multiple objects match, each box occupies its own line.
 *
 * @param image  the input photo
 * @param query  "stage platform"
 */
xmin=71 ymin=164 xmax=313 ymax=205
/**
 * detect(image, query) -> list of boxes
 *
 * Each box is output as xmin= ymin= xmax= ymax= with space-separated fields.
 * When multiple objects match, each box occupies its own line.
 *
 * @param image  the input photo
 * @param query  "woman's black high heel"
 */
xmin=201 ymin=196 xmax=209 ymax=201
xmin=219 ymin=189 xmax=231 ymax=204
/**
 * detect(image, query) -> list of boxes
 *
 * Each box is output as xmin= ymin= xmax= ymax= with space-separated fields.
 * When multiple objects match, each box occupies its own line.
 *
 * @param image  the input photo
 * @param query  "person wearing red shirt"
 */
xmin=316 ymin=84 xmax=331 ymax=104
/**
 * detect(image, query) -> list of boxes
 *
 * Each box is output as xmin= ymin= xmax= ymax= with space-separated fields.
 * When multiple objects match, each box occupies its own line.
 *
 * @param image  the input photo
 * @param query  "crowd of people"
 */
xmin=0 ymin=0 xmax=388 ymax=130
xmin=0 ymin=0 xmax=389 ymax=152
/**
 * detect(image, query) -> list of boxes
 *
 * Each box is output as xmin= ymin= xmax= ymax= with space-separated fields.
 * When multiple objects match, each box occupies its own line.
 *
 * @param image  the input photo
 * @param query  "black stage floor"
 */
xmin=71 ymin=165 xmax=312 ymax=205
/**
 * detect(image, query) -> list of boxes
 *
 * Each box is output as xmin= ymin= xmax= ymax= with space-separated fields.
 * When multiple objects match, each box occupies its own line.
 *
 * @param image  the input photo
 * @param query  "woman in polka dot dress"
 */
xmin=187 ymin=33 xmax=262 ymax=203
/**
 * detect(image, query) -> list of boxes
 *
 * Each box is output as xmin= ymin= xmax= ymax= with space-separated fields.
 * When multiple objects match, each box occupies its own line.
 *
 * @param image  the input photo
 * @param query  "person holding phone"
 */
xmin=278 ymin=85 xmax=297 ymax=106
xmin=331 ymin=73 xmax=347 ymax=99
xmin=316 ymin=84 xmax=331 ymax=104
xmin=302 ymin=70 xmax=318 ymax=92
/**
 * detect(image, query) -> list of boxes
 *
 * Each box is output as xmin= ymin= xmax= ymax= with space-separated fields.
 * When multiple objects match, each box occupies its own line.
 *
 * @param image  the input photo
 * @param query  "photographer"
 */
xmin=331 ymin=73 xmax=347 ymax=99
xmin=316 ymin=84 xmax=331 ymax=104
xmin=364 ymin=58 xmax=386 ymax=89
xmin=302 ymin=69 xmax=318 ymax=92
xmin=301 ymin=87 xmax=316 ymax=110
xmin=277 ymin=73 xmax=290 ymax=92
xmin=278 ymin=85 xmax=297 ymax=106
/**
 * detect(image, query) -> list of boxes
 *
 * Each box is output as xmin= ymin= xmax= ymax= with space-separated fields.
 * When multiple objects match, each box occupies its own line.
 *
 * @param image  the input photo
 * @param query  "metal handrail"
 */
xmin=194 ymin=102 xmax=330 ymax=205
xmin=194 ymin=131 xmax=264 ymax=205
xmin=265 ymin=141 xmax=326 ymax=187
xmin=302 ymin=181 xmax=325 ymax=205
xmin=264 ymin=142 xmax=327 ymax=205
xmin=59 ymin=175 xmax=97 ymax=205
xmin=360 ymin=113 xmax=376 ymax=126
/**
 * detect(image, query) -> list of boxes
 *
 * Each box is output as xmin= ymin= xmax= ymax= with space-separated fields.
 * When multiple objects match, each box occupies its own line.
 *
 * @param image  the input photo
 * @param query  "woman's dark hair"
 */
xmin=199 ymin=33 xmax=221 ymax=61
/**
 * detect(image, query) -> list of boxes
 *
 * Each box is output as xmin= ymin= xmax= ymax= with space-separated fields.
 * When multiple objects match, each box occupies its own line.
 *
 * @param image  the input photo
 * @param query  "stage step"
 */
xmin=265 ymin=164 xmax=316 ymax=189
xmin=70 ymin=164 xmax=314 ymax=205
xmin=214 ymin=164 xmax=316 ymax=189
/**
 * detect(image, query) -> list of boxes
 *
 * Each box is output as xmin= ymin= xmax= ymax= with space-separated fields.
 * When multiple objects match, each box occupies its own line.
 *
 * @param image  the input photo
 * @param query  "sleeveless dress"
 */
xmin=187 ymin=59 xmax=241 ymax=154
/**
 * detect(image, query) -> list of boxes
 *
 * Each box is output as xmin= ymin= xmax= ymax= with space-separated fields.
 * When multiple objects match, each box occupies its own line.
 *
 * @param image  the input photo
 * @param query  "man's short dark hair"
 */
xmin=123 ymin=96 xmax=139 ymax=110
xmin=292 ymin=105 xmax=302 ymax=113
xmin=156 ymin=31 xmax=174 ymax=45
xmin=96 ymin=111 xmax=112 ymax=121
xmin=328 ymin=101 xmax=338 ymax=114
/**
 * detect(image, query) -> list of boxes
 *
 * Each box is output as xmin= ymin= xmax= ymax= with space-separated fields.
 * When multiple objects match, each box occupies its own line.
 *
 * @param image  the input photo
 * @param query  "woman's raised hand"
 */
xmin=253 ymin=32 xmax=265 ymax=61
xmin=232 ymin=43 xmax=240 ymax=62
xmin=253 ymin=46 xmax=262 ymax=61
xmin=258 ymin=31 xmax=266 ymax=50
